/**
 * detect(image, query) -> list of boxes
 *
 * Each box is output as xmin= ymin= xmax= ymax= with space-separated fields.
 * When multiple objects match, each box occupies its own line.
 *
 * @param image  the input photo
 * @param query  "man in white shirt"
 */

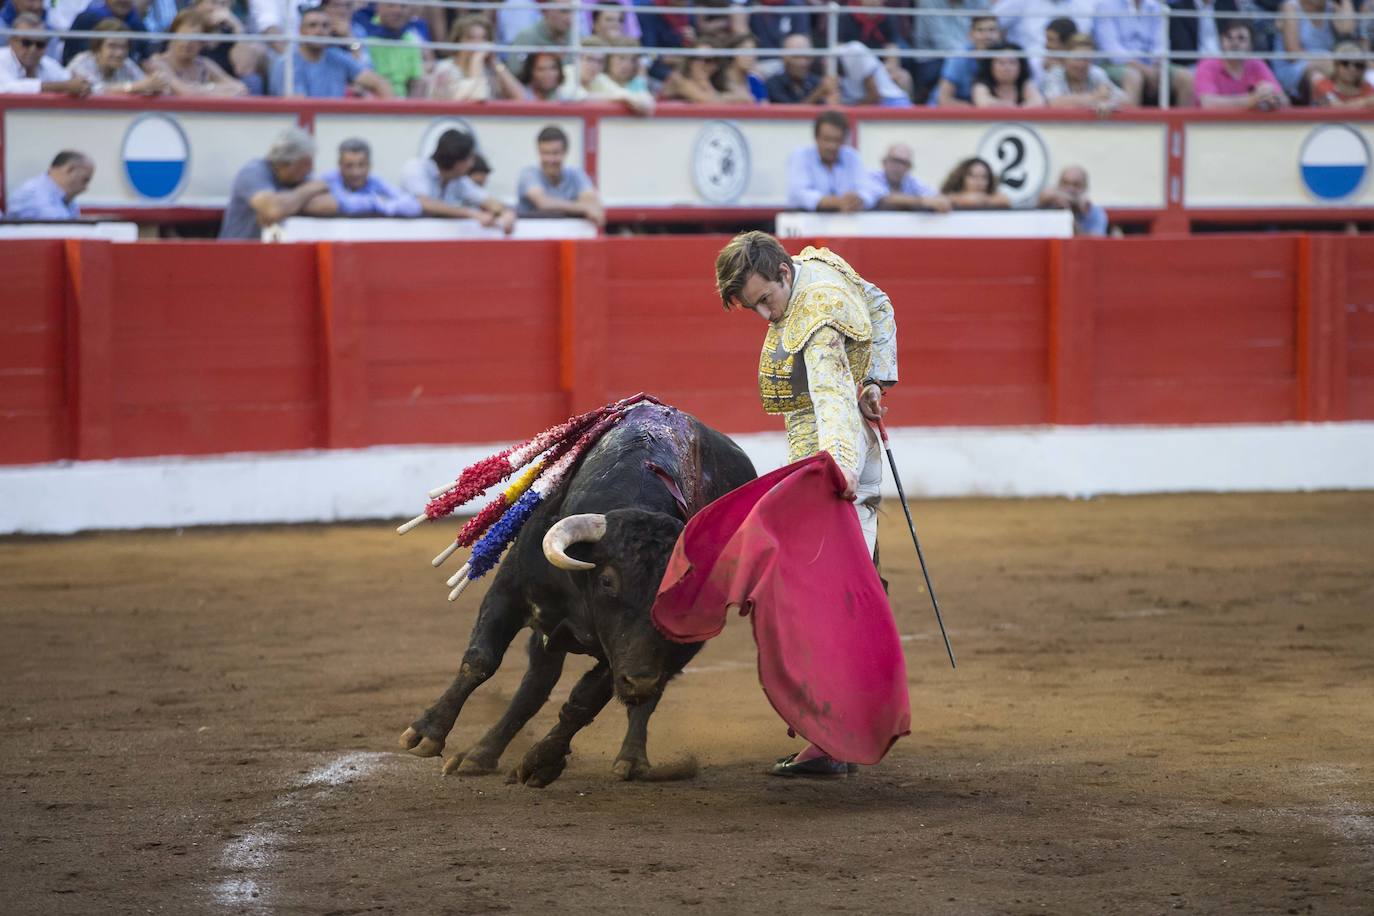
xmin=0 ymin=12 xmax=90 ymax=94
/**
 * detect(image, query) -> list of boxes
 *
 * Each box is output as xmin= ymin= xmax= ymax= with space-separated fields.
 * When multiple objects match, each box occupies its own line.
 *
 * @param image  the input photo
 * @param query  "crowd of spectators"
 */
xmin=2 ymin=0 xmax=1369 ymax=107
xmin=783 ymin=109 xmax=1107 ymax=233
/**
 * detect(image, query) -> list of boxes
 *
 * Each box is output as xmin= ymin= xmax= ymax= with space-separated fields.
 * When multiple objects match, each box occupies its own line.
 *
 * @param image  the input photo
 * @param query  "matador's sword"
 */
xmin=873 ymin=417 xmax=956 ymax=669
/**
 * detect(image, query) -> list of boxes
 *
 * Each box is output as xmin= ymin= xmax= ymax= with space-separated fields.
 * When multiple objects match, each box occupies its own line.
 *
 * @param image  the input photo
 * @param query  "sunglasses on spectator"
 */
xmin=17 ymin=37 xmax=50 ymax=49
xmin=1337 ymin=60 xmax=1366 ymax=71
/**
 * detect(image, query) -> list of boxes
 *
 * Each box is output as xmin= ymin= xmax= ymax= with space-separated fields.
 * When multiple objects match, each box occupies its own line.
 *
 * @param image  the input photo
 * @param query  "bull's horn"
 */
xmin=542 ymin=514 xmax=607 ymax=571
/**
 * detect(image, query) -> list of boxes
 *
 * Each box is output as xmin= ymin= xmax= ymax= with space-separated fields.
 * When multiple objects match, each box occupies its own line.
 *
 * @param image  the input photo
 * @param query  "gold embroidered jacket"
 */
xmin=756 ymin=247 xmax=899 ymax=475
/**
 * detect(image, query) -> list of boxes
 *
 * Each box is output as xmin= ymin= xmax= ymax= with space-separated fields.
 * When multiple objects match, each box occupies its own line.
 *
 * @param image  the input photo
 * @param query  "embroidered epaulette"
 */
xmin=778 ymin=281 xmax=872 ymax=355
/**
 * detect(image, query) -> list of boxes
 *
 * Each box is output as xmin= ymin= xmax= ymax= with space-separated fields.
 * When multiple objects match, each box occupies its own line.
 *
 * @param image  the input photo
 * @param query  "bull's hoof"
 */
xmin=612 ymin=755 xmax=650 ymax=781
xmin=398 ymin=726 xmax=444 ymax=758
xmin=442 ymin=749 xmax=499 ymax=777
xmin=512 ymin=740 xmax=570 ymax=788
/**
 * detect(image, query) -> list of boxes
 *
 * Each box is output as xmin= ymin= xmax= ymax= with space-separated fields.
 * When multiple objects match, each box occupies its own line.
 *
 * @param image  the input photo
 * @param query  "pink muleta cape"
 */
xmin=651 ymin=453 xmax=910 ymax=764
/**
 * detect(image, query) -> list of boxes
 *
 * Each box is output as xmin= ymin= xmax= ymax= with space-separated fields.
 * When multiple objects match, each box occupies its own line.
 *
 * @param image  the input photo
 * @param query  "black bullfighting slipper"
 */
xmin=769 ymin=753 xmax=853 ymax=778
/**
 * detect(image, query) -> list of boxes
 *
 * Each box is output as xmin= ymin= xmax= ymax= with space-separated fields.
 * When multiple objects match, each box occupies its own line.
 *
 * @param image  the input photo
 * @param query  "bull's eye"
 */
xmin=597 ymin=568 xmax=620 ymax=595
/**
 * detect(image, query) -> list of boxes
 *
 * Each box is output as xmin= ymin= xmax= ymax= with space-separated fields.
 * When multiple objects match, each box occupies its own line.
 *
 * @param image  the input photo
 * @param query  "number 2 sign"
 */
xmin=976 ymin=124 xmax=1049 ymax=208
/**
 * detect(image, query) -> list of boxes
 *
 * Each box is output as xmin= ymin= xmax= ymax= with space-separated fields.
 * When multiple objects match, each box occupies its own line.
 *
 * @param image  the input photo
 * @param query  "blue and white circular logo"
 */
xmin=121 ymin=113 xmax=189 ymax=201
xmin=1299 ymin=124 xmax=1370 ymax=202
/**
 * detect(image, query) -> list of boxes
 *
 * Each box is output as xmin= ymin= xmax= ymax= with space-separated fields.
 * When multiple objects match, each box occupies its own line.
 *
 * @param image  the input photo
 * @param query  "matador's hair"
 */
xmin=714 ymin=231 xmax=791 ymax=311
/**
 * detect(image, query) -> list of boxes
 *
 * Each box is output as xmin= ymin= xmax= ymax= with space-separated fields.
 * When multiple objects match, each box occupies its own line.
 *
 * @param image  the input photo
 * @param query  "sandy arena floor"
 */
xmin=1 ymin=492 xmax=1372 ymax=915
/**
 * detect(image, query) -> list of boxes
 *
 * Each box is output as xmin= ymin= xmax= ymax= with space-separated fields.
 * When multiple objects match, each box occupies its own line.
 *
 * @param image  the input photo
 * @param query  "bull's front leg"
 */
xmin=612 ymin=695 xmax=661 ymax=781
xmin=443 ymin=631 xmax=567 ymax=776
xmin=399 ymin=587 xmax=526 ymax=758
xmin=510 ymin=660 xmax=613 ymax=788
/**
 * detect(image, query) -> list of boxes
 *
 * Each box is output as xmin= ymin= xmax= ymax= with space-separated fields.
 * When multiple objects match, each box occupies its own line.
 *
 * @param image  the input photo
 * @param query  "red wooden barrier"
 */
xmin=1 ymin=235 xmax=1369 ymax=466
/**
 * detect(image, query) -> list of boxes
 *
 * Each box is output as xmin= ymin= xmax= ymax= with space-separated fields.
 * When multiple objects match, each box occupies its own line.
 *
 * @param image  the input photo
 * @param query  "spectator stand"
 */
xmin=2 ymin=2 xmax=1373 ymax=233
xmin=3 ymin=94 xmax=1372 ymax=234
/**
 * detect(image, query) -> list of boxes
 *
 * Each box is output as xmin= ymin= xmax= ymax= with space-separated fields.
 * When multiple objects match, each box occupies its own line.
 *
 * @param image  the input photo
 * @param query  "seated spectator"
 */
xmin=1041 ymin=15 xmax=1078 ymax=77
xmin=270 ymin=6 xmax=392 ymax=98
xmin=785 ymin=110 xmax=879 ymax=212
xmin=63 ymin=0 xmax=148 ymax=64
xmin=517 ymin=125 xmax=604 ymax=228
xmin=939 ymin=156 xmax=1012 ymax=208
xmin=838 ymin=40 xmax=913 ymax=105
xmin=509 ymin=0 xmax=570 ymax=78
xmin=913 ymin=0 xmax=993 ymax=104
xmin=1195 ymin=19 xmax=1287 ymax=109
xmin=1311 ymin=40 xmax=1373 ymax=108
xmin=972 ymin=41 xmax=1046 ymax=106
xmin=713 ymin=33 xmax=766 ymax=103
xmin=360 ymin=1 xmax=430 ymax=97
xmin=1043 ymin=32 xmax=1128 ymax=111
xmin=468 ymin=154 xmax=491 ymax=187
xmin=882 ymin=43 xmax=916 ymax=100
xmin=6 ymin=150 xmax=92 ymax=219
xmin=219 ymin=128 xmax=333 ymax=240
xmin=749 ymin=0 xmax=812 ymax=50
xmin=992 ymin=0 xmax=1093 ymax=74
xmin=660 ymin=50 xmax=724 ymax=103
xmin=839 ymin=0 xmax=900 ymax=49
xmin=865 ymin=143 xmax=953 ymax=211
xmin=520 ymin=50 xmax=564 ymax=101
xmin=2 ymin=13 xmax=90 ymax=94
xmin=193 ymin=0 xmax=268 ymax=95
xmin=67 ymin=18 xmax=167 ymax=94
xmin=1273 ymin=0 xmax=1356 ymax=103
xmin=321 ymin=0 xmax=371 ymax=62
xmin=586 ymin=36 xmax=655 ymax=114
xmin=399 ymin=128 xmax=516 ymax=231
xmin=1094 ymin=0 xmax=1195 ymax=105
xmin=588 ymin=2 xmax=640 ymax=41
xmin=146 ymin=10 xmax=249 ymax=96
xmin=315 ymin=138 xmax=422 ymax=218
xmin=3 ymin=0 xmax=61 ymax=59
xmin=766 ymin=33 xmax=840 ymax=105
xmin=429 ymin=14 xmax=523 ymax=100
xmin=1168 ymin=0 xmax=1239 ymax=68
xmin=1037 ymin=165 xmax=1108 ymax=235
xmin=932 ymin=15 xmax=1001 ymax=107
xmin=556 ymin=35 xmax=607 ymax=100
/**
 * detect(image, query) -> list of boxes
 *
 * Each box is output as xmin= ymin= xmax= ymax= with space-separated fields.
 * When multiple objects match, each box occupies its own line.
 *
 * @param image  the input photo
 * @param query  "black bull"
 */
xmin=399 ymin=403 xmax=757 ymax=787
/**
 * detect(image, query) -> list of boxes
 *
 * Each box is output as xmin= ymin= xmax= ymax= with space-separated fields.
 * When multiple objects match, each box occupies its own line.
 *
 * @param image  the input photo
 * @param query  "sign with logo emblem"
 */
xmin=1298 ymin=124 xmax=1369 ymax=202
xmin=977 ymin=123 xmax=1048 ymax=208
xmin=691 ymin=120 xmax=750 ymax=205
xmin=121 ymin=113 xmax=189 ymax=201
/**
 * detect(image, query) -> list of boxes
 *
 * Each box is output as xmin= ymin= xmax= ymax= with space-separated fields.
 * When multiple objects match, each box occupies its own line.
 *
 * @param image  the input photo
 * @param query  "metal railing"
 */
xmin=9 ymin=1 xmax=1373 ymax=109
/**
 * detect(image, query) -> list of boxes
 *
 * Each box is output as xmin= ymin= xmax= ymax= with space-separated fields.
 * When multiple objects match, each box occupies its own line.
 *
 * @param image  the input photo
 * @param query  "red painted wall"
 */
xmin=2 ymin=235 xmax=1369 ymax=466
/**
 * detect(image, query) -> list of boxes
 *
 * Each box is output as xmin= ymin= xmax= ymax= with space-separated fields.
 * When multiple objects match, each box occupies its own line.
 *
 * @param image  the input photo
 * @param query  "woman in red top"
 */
xmin=1312 ymin=41 xmax=1374 ymax=109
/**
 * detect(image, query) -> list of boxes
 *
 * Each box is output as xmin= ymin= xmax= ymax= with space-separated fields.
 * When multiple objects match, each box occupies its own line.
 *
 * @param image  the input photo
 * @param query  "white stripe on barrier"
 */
xmin=1 ymin=423 xmax=1371 ymax=535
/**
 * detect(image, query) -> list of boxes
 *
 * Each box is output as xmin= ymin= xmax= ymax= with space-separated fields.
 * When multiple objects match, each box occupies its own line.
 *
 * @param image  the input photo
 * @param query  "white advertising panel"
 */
xmin=857 ymin=120 xmax=1168 ymax=209
xmin=1185 ymin=122 xmax=1374 ymax=208
xmin=4 ymin=109 xmax=297 ymax=208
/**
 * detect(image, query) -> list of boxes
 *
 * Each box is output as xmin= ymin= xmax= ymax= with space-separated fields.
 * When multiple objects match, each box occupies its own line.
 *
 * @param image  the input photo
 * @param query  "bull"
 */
xmin=399 ymin=402 xmax=757 ymax=787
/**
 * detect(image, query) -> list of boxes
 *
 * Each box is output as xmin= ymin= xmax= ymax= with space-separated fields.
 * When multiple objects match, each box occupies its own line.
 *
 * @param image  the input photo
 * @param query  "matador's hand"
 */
xmin=858 ymin=384 xmax=887 ymax=422
xmin=839 ymin=467 xmax=858 ymax=502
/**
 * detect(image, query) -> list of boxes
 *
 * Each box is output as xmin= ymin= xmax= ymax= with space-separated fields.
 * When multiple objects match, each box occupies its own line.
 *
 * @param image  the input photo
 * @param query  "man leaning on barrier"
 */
xmin=315 ymin=138 xmax=422 ymax=218
xmin=398 ymin=128 xmax=516 ymax=233
xmin=218 ymin=128 xmax=333 ymax=240
xmin=5 ymin=150 xmax=92 ymax=220
xmin=785 ymin=111 xmax=879 ymax=213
